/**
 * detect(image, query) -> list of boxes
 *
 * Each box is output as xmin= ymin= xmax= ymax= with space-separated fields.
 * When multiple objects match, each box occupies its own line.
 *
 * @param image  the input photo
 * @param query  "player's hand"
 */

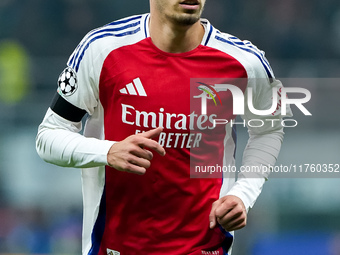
xmin=107 ymin=127 xmax=166 ymax=175
xmin=209 ymin=195 xmax=247 ymax=232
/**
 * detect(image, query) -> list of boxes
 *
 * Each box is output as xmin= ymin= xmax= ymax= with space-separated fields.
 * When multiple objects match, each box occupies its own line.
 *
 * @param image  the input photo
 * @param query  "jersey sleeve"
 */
xmin=36 ymin=32 xmax=115 ymax=168
xmin=56 ymin=30 xmax=102 ymax=116
xmin=226 ymin=130 xmax=284 ymax=211
xmin=226 ymin=46 xmax=292 ymax=211
xmin=36 ymin=108 xmax=115 ymax=168
xmin=242 ymin=77 xmax=293 ymax=134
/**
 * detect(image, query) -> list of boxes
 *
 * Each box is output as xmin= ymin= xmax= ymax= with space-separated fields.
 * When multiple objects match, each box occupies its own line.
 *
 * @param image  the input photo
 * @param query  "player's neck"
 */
xmin=149 ymin=16 xmax=205 ymax=53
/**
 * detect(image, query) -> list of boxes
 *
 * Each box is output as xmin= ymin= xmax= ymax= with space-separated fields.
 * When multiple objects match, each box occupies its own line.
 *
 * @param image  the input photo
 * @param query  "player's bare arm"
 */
xmin=209 ymin=195 xmax=247 ymax=232
xmin=107 ymin=127 xmax=166 ymax=175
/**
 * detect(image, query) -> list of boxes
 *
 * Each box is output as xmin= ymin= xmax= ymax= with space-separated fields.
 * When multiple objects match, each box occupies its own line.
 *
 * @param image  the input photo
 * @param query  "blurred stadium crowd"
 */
xmin=0 ymin=0 xmax=340 ymax=254
xmin=1 ymin=0 xmax=340 ymax=60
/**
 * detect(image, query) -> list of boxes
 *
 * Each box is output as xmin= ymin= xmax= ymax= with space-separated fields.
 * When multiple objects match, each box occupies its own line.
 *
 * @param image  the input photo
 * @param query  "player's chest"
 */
xmin=98 ymin=43 xmax=248 ymax=134
xmin=101 ymin=45 xmax=246 ymax=107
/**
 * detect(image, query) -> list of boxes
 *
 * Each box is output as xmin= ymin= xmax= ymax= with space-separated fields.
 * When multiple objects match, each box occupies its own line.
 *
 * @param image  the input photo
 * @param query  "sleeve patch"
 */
xmin=57 ymin=67 xmax=78 ymax=97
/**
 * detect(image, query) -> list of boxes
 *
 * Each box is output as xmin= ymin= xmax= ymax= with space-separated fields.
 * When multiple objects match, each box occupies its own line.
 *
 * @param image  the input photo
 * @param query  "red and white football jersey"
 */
xmin=43 ymin=14 xmax=289 ymax=255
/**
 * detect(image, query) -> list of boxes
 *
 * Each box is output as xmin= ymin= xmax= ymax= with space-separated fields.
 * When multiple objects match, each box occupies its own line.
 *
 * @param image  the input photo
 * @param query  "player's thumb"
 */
xmin=139 ymin=127 xmax=164 ymax=139
xmin=209 ymin=200 xmax=222 ymax=229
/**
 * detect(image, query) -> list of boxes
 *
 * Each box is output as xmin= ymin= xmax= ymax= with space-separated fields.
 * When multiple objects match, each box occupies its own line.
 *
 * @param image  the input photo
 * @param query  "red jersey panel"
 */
xmin=55 ymin=14 xmax=280 ymax=255
xmin=96 ymin=37 xmax=247 ymax=254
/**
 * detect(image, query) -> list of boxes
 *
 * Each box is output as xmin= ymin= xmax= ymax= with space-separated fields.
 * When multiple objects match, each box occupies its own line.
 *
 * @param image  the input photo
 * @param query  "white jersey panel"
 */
xmin=61 ymin=14 xmax=150 ymax=116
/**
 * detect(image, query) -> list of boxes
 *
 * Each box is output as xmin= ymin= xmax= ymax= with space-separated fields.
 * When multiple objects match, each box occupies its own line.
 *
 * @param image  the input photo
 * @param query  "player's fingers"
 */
xmin=131 ymin=146 xmax=154 ymax=161
xmin=113 ymin=158 xmax=147 ymax=175
xmin=219 ymin=217 xmax=246 ymax=231
xmin=137 ymin=136 xmax=166 ymax=156
xmin=143 ymin=149 xmax=154 ymax=160
xmin=209 ymin=200 xmax=222 ymax=229
xmin=128 ymin=154 xmax=152 ymax=170
xmin=216 ymin=197 xmax=247 ymax=232
xmin=217 ymin=207 xmax=245 ymax=227
xmin=215 ymin=201 xmax=233 ymax=219
xmin=124 ymin=164 xmax=147 ymax=175
xmin=139 ymin=127 xmax=164 ymax=139
xmin=215 ymin=195 xmax=244 ymax=219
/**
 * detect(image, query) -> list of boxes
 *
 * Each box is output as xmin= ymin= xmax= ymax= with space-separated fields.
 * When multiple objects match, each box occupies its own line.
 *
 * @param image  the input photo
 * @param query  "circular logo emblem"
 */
xmin=57 ymin=67 xmax=78 ymax=96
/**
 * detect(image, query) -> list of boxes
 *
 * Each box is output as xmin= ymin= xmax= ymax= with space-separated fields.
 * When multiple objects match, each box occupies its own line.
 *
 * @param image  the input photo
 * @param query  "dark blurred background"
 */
xmin=0 ymin=0 xmax=340 ymax=254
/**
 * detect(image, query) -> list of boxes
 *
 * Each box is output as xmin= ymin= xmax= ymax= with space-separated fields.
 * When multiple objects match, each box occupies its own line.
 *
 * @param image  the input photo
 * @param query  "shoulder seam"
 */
xmin=68 ymin=15 xmax=144 ymax=72
xmin=214 ymin=34 xmax=274 ymax=80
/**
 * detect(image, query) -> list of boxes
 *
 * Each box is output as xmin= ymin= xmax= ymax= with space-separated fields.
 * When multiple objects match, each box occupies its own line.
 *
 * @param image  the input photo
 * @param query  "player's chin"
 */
xmin=173 ymin=13 xmax=201 ymax=26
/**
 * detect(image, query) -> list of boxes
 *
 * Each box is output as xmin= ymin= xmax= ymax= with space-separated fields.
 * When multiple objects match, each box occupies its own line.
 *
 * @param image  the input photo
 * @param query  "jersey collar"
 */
xmin=142 ymin=14 xmax=215 ymax=46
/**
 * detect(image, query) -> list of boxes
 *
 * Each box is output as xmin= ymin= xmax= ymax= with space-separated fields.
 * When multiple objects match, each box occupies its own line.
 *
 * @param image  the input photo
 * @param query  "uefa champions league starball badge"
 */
xmin=57 ymin=67 xmax=78 ymax=96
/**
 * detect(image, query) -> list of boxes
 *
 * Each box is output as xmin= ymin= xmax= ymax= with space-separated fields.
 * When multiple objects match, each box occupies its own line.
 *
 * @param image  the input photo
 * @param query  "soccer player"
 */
xmin=36 ymin=0 xmax=291 ymax=254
